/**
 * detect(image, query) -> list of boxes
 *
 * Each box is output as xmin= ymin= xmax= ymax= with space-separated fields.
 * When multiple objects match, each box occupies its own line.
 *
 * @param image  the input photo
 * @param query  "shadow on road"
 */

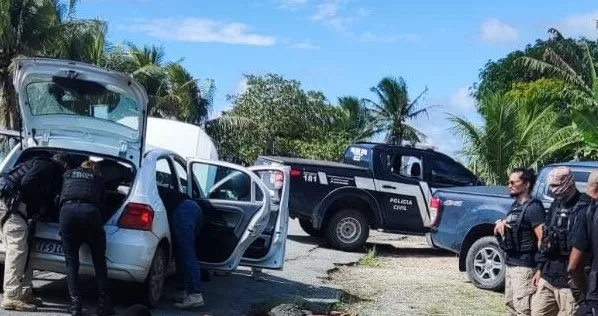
xmin=287 ymin=233 xmax=454 ymax=259
xmin=28 ymin=268 xmax=341 ymax=316
xmin=366 ymin=243 xmax=454 ymax=258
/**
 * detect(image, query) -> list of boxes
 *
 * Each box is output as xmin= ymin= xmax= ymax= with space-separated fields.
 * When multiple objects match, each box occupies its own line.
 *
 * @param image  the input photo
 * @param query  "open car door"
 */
xmin=239 ymin=165 xmax=290 ymax=270
xmin=187 ymin=158 xmax=273 ymax=271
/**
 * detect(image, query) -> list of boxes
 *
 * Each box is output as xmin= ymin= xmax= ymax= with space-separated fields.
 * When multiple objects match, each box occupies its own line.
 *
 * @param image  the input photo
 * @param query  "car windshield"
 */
xmin=25 ymin=77 xmax=139 ymax=131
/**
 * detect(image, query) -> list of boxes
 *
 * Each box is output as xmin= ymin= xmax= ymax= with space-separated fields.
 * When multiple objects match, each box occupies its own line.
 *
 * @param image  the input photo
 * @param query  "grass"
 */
xmin=425 ymin=305 xmax=445 ymax=315
xmin=358 ymin=246 xmax=380 ymax=267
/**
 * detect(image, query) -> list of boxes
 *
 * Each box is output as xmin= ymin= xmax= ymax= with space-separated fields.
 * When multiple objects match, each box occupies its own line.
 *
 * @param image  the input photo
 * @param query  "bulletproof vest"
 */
xmin=0 ymin=157 xmax=45 ymax=200
xmin=541 ymin=200 xmax=576 ymax=257
xmin=498 ymin=199 xmax=537 ymax=253
xmin=59 ymin=168 xmax=103 ymax=207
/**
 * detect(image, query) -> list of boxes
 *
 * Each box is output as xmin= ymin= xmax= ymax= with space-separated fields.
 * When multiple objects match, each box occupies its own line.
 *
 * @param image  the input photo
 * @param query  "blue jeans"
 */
xmin=173 ymin=200 xmax=203 ymax=294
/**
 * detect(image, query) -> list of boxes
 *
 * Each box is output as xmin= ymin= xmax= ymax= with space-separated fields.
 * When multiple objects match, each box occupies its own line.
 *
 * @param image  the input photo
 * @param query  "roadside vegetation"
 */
xmin=2 ymin=1 xmax=598 ymax=182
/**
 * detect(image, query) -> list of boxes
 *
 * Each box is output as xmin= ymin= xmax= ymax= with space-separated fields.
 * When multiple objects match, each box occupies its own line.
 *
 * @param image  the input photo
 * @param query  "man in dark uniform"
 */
xmin=531 ymin=166 xmax=589 ymax=315
xmin=569 ymin=170 xmax=598 ymax=315
xmin=0 ymin=153 xmax=69 ymax=312
xmin=59 ymin=160 xmax=115 ymax=316
xmin=495 ymin=167 xmax=546 ymax=316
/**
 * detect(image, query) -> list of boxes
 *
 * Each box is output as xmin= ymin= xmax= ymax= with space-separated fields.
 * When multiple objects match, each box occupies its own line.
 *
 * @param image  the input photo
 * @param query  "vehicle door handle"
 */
xmin=382 ymin=185 xmax=397 ymax=190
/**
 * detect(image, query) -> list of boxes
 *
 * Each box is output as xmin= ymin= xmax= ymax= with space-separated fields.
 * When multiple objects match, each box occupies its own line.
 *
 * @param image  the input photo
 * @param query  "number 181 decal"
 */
xmin=303 ymin=172 xmax=318 ymax=183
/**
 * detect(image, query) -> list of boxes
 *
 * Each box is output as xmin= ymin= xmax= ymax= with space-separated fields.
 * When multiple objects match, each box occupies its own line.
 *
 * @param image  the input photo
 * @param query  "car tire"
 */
xmin=465 ymin=236 xmax=506 ymax=291
xmin=141 ymin=247 xmax=167 ymax=308
xmin=325 ymin=209 xmax=369 ymax=252
xmin=298 ymin=219 xmax=323 ymax=237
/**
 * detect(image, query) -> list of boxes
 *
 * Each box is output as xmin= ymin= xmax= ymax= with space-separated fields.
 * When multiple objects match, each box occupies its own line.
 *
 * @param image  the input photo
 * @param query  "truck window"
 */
xmin=343 ymin=146 xmax=372 ymax=168
xmin=430 ymin=157 xmax=476 ymax=186
xmin=385 ymin=153 xmax=423 ymax=180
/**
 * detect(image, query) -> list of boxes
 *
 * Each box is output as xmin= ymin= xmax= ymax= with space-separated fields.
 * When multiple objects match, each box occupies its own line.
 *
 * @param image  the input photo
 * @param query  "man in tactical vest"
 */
xmin=59 ymin=160 xmax=115 ymax=316
xmin=495 ymin=167 xmax=546 ymax=316
xmin=531 ymin=166 xmax=589 ymax=315
xmin=0 ymin=153 xmax=70 ymax=312
xmin=568 ymin=170 xmax=598 ymax=315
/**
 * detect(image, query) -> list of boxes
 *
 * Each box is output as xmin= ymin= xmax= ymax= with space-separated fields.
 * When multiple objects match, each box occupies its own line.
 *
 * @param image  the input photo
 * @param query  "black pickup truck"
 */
xmin=255 ymin=142 xmax=482 ymax=251
xmin=429 ymin=161 xmax=598 ymax=291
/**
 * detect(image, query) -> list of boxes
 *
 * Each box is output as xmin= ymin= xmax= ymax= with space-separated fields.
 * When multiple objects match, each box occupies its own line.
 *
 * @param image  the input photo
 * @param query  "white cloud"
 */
xmin=309 ymin=0 xmax=352 ymax=31
xmin=561 ymin=11 xmax=598 ymax=38
xmin=480 ymin=18 xmax=519 ymax=44
xmin=293 ymin=42 xmax=320 ymax=50
xmin=128 ymin=18 xmax=276 ymax=46
xmin=449 ymin=87 xmax=476 ymax=110
xmin=276 ymin=0 xmax=309 ymax=10
xmin=359 ymin=32 xmax=421 ymax=43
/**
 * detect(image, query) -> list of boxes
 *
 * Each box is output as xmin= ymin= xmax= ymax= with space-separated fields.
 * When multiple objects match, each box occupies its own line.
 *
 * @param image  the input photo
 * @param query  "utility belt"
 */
xmin=60 ymin=198 xmax=97 ymax=209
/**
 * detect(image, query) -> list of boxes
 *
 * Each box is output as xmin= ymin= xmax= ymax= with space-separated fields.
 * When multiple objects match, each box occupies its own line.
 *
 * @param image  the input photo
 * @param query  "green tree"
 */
xmin=337 ymin=96 xmax=376 ymax=142
xmin=517 ymin=29 xmax=598 ymax=110
xmin=365 ymin=76 xmax=435 ymax=145
xmin=0 ymin=0 xmax=106 ymax=128
xmin=102 ymin=43 xmax=211 ymax=123
xmin=450 ymin=93 xmax=577 ymax=184
xmin=473 ymin=28 xmax=598 ymax=101
xmin=208 ymin=73 xmax=355 ymax=162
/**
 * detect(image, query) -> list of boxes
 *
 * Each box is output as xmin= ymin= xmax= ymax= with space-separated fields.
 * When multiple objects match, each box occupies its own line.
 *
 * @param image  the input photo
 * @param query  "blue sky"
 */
xmin=77 ymin=0 xmax=598 ymax=159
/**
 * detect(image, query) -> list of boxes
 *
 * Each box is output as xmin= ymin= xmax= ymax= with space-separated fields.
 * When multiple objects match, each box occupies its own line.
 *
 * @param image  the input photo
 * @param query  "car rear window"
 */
xmin=342 ymin=146 xmax=372 ymax=168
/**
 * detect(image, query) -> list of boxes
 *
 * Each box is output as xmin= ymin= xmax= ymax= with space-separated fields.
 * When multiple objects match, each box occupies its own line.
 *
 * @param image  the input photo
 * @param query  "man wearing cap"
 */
xmin=568 ymin=170 xmax=598 ymax=315
xmin=531 ymin=166 xmax=590 ymax=315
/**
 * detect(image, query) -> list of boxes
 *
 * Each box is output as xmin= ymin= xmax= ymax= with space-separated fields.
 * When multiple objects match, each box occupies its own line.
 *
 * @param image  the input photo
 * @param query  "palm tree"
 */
xmin=450 ymin=93 xmax=577 ymax=184
xmin=0 ymin=0 xmax=106 ymax=129
xmin=516 ymin=28 xmax=597 ymax=110
xmin=337 ymin=96 xmax=376 ymax=142
xmin=365 ymin=76 xmax=435 ymax=145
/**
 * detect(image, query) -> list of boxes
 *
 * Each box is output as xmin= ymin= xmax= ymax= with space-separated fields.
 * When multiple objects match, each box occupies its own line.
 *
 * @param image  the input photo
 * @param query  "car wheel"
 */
xmin=325 ymin=209 xmax=369 ymax=252
xmin=465 ymin=236 xmax=506 ymax=291
xmin=143 ymin=247 xmax=167 ymax=307
xmin=298 ymin=219 xmax=323 ymax=237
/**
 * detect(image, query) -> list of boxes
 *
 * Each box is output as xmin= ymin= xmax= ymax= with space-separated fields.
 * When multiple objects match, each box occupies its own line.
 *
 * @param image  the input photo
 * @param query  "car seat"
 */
xmin=410 ymin=162 xmax=421 ymax=178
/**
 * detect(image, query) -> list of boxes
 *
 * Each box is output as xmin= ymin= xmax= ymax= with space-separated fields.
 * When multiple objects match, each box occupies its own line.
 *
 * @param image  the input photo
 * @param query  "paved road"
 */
xmin=0 ymin=219 xmax=365 ymax=316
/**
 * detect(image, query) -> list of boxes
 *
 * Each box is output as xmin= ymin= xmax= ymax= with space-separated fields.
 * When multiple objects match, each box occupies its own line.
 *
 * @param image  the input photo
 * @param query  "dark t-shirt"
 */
xmin=19 ymin=158 xmax=64 ymax=212
xmin=538 ymin=191 xmax=588 ymax=288
xmin=505 ymin=198 xmax=546 ymax=267
xmin=572 ymin=199 xmax=598 ymax=301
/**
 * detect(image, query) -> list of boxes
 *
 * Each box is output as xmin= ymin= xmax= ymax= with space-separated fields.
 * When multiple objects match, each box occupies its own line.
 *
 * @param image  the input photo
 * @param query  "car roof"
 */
xmin=547 ymin=161 xmax=598 ymax=169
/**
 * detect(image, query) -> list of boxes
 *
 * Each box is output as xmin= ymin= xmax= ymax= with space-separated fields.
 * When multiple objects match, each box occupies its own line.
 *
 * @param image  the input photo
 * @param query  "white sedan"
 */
xmin=0 ymin=58 xmax=290 ymax=307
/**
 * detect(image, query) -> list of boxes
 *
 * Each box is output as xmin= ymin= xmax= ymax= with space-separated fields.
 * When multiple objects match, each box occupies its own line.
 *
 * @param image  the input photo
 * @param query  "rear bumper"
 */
xmin=0 ymin=229 xmax=161 ymax=283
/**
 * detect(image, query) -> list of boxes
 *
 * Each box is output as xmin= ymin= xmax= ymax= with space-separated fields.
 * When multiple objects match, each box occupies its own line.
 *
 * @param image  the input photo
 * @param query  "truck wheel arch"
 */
xmin=312 ymin=187 xmax=382 ymax=230
xmin=458 ymin=223 xmax=495 ymax=272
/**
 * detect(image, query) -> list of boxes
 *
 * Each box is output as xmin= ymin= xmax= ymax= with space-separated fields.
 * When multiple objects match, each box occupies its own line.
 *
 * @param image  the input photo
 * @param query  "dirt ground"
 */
xmin=326 ymin=233 xmax=504 ymax=316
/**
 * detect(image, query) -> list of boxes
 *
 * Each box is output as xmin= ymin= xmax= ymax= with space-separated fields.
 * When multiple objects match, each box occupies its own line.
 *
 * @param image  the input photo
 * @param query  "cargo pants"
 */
xmin=531 ymin=277 xmax=578 ymax=316
xmin=505 ymin=265 xmax=535 ymax=316
xmin=0 ymin=201 xmax=34 ymax=300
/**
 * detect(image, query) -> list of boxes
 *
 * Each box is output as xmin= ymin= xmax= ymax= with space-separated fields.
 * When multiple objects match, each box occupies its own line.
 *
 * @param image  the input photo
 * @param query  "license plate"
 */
xmin=32 ymin=238 xmax=64 ymax=255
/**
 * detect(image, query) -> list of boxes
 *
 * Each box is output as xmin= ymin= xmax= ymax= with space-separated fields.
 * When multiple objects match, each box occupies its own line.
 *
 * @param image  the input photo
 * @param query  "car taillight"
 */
xmin=274 ymin=171 xmax=284 ymax=189
xmin=118 ymin=203 xmax=154 ymax=231
xmin=290 ymin=169 xmax=302 ymax=178
xmin=429 ymin=196 xmax=442 ymax=227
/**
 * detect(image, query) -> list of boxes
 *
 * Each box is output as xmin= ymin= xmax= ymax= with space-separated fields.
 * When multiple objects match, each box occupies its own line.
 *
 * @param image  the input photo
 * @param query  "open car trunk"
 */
xmin=15 ymin=148 xmax=135 ymax=223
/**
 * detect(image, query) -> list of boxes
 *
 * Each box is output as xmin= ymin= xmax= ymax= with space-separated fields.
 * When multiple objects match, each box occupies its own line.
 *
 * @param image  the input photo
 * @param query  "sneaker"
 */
xmin=169 ymin=291 xmax=187 ymax=303
xmin=174 ymin=293 xmax=204 ymax=309
xmin=1 ymin=298 xmax=37 ymax=311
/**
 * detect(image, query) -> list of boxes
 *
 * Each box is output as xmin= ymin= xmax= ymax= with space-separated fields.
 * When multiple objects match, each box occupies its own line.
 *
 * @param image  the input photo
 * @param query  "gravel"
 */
xmin=326 ymin=231 xmax=504 ymax=316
